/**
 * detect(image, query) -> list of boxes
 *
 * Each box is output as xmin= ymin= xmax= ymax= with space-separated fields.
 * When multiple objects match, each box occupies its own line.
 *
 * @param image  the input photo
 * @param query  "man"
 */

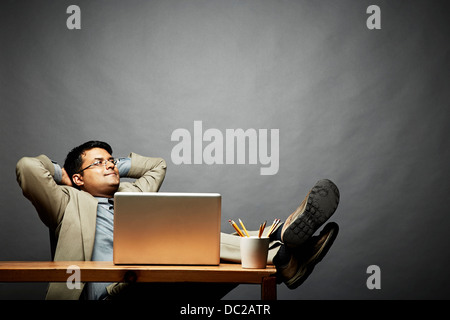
xmin=16 ymin=140 xmax=340 ymax=300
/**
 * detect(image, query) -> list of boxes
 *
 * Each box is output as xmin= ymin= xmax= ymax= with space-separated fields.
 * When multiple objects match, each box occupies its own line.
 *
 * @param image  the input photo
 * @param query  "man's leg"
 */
xmin=220 ymin=179 xmax=340 ymax=289
xmin=105 ymin=179 xmax=340 ymax=299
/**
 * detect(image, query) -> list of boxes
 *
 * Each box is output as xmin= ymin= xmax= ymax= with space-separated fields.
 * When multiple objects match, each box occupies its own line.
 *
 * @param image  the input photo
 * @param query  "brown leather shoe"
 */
xmin=274 ymin=222 xmax=339 ymax=289
xmin=281 ymin=179 xmax=340 ymax=248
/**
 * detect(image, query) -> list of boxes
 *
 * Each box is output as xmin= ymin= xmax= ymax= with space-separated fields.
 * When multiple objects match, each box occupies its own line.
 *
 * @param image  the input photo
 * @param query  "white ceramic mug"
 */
xmin=240 ymin=236 xmax=270 ymax=269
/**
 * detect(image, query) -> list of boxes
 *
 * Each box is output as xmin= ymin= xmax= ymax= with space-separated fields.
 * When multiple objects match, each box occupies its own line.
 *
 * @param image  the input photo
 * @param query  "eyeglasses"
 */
xmin=77 ymin=158 xmax=117 ymax=173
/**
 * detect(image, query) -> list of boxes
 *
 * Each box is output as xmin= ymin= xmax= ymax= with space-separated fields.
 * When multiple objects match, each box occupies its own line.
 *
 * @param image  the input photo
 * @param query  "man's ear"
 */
xmin=72 ymin=173 xmax=84 ymax=187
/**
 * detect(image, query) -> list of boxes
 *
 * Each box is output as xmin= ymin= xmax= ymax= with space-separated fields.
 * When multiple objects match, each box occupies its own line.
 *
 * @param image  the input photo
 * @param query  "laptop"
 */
xmin=113 ymin=192 xmax=221 ymax=265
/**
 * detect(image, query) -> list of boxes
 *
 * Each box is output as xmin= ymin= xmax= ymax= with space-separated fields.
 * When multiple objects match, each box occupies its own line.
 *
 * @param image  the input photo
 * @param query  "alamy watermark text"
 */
xmin=171 ymin=121 xmax=279 ymax=175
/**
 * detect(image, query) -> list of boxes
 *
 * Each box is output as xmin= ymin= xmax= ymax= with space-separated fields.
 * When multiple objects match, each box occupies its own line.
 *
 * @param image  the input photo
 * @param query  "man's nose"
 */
xmin=105 ymin=160 xmax=116 ymax=170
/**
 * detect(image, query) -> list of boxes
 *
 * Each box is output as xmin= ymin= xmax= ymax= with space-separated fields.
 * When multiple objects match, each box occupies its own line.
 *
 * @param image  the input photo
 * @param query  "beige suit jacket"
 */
xmin=16 ymin=152 xmax=166 ymax=300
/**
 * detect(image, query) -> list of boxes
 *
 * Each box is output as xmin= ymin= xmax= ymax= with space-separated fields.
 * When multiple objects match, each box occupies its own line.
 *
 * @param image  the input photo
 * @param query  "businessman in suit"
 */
xmin=16 ymin=140 xmax=339 ymax=300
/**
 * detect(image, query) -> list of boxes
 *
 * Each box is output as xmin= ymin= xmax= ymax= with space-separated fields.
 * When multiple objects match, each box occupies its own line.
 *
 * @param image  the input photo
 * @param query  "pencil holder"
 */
xmin=240 ymin=236 xmax=270 ymax=269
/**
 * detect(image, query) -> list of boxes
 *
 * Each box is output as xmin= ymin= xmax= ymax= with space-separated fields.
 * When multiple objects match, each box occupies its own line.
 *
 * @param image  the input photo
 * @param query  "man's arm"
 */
xmin=119 ymin=152 xmax=167 ymax=192
xmin=16 ymin=155 xmax=70 ymax=230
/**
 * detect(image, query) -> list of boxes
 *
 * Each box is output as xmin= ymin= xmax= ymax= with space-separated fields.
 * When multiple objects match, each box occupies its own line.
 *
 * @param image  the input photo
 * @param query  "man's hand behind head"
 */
xmin=61 ymin=168 xmax=73 ymax=187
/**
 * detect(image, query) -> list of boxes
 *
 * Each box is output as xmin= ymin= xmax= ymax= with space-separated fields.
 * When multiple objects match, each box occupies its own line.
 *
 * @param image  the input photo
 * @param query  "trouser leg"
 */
xmin=220 ymin=230 xmax=281 ymax=264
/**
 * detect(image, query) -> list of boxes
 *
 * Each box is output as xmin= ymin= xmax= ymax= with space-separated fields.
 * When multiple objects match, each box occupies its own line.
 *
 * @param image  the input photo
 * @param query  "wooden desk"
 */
xmin=0 ymin=261 xmax=277 ymax=300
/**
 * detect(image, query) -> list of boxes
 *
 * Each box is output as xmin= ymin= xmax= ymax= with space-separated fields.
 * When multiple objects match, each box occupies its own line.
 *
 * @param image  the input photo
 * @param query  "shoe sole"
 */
xmin=285 ymin=222 xmax=339 ymax=289
xmin=282 ymin=179 xmax=340 ymax=248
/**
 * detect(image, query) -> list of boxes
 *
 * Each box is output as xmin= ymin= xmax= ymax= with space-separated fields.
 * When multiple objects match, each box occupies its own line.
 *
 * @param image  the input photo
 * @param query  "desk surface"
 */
xmin=0 ymin=261 xmax=276 ymax=284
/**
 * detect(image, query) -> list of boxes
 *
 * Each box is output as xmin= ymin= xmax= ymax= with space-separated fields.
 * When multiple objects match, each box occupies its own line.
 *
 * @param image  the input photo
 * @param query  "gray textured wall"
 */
xmin=1 ymin=0 xmax=449 ymax=300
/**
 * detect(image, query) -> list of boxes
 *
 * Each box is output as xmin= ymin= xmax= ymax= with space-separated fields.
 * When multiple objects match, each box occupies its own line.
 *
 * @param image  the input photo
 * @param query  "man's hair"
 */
xmin=64 ymin=140 xmax=113 ymax=187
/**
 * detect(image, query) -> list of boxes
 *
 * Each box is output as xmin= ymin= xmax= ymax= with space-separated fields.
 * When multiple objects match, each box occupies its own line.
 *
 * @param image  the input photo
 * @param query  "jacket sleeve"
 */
xmin=16 ymin=155 xmax=69 ymax=230
xmin=120 ymin=152 xmax=167 ymax=192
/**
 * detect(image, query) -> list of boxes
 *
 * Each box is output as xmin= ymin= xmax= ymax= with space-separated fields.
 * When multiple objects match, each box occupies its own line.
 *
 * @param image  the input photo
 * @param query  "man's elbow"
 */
xmin=16 ymin=155 xmax=50 ymax=189
xmin=16 ymin=157 xmax=35 ymax=184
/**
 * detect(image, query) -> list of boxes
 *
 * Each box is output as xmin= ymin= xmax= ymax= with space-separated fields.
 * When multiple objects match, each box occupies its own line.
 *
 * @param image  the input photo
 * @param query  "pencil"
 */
xmin=258 ymin=220 xmax=266 ymax=238
xmin=274 ymin=219 xmax=281 ymax=235
xmin=266 ymin=219 xmax=276 ymax=237
xmin=239 ymin=219 xmax=250 ymax=237
xmin=267 ymin=219 xmax=281 ymax=237
xmin=229 ymin=219 xmax=245 ymax=237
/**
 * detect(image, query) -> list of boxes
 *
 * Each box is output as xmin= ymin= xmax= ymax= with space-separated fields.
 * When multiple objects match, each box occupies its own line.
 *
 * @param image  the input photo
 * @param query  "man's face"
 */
xmin=72 ymin=147 xmax=120 ymax=198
